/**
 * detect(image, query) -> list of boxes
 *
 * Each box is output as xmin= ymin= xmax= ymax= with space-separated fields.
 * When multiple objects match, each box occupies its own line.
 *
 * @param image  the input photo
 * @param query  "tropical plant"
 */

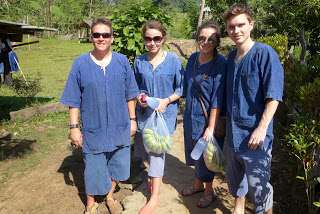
xmin=285 ymin=117 xmax=320 ymax=214
xmin=257 ymin=34 xmax=288 ymax=63
xmin=109 ymin=2 xmax=171 ymax=63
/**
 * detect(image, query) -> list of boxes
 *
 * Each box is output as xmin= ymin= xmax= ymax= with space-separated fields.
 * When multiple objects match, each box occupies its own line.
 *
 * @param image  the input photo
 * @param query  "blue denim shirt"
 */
xmin=60 ymin=52 xmax=139 ymax=153
xmin=183 ymin=52 xmax=227 ymax=140
xmin=226 ymin=42 xmax=284 ymax=152
xmin=134 ymin=52 xmax=184 ymax=135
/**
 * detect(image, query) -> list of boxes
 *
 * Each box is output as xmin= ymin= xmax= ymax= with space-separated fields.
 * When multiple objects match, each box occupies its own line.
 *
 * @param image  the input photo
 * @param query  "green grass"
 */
xmin=0 ymin=38 xmax=92 ymax=121
xmin=0 ymin=112 xmax=70 ymax=183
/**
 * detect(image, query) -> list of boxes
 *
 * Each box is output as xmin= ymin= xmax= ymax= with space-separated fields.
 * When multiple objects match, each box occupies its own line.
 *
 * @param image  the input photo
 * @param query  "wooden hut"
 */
xmin=73 ymin=19 xmax=92 ymax=43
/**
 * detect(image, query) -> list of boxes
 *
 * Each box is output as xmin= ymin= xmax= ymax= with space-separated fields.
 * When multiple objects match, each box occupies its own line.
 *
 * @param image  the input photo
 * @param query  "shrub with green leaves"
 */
xmin=257 ymin=34 xmax=288 ymax=63
xmin=285 ymin=117 xmax=320 ymax=214
xmin=284 ymin=56 xmax=320 ymax=119
xmin=10 ymin=75 xmax=42 ymax=104
xmin=109 ymin=2 xmax=171 ymax=63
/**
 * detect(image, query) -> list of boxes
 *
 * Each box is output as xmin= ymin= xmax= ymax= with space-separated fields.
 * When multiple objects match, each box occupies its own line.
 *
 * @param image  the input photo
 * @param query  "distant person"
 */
xmin=223 ymin=4 xmax=284 ymax=214
xmin=60 ymin=17 xmax=139 ymax=214
xmin=133 ymin=20 xmax=184 ymax=214
xmin=181 ymin=21 xmax=227 ymax=208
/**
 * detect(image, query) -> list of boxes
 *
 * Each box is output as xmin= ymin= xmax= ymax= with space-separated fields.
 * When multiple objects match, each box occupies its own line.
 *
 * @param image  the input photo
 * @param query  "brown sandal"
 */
xmin=197 ymin=193 xmax=217 ymax=208
xmin=83 ymin=202 xmax=99 ymax=214
xmin=106 ymin=198 xmax=123 ymax=214
xmin=181 ymin=185 xmax=205 ymax=196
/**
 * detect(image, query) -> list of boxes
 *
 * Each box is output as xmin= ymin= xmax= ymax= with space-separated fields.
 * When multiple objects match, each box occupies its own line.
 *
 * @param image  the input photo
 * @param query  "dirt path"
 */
xmin=0 ymin=114 xmax=256 ymax=214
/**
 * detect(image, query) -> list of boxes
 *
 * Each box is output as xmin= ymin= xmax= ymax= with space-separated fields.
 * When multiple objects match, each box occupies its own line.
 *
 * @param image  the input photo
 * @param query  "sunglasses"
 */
xmin=92 ymin=32 xmax=112 ymax=39
xmin=144 ymin=36 xmax=163 ymax=43
xmin=197 ymin=36 xmax=217 ymax=45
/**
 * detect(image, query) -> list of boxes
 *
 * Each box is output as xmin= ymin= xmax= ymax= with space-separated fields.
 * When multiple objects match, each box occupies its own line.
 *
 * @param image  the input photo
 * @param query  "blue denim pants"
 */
xmin=226 ymin=144 xmax=273 ymax=214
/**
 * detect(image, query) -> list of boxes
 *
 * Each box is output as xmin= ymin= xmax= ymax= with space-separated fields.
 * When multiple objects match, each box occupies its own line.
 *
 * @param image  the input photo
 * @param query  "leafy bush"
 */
xmin=109 ymin=2 xmax=171 ymax=63
xmin=257 ymin=34 xmax=288 ymax=63
xmin=285 ymin=117 xmax=320 ymax=214
xmin=10 ymin=74 xmax=42 ymax=104
xmin=284 ymin=56 xmax=320 ymax=119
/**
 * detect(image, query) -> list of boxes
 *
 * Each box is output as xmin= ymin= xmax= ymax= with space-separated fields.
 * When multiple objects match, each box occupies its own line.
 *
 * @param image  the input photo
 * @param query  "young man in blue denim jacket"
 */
xmin=223 ymin=4 xmax=284 ymax=214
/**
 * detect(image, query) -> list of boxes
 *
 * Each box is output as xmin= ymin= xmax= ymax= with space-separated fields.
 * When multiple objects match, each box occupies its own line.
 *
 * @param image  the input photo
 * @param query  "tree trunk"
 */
xmin=299 ymin=26 xmax=307 ymax=62
xmin=197 ymin=0 xmax=205 ymax=28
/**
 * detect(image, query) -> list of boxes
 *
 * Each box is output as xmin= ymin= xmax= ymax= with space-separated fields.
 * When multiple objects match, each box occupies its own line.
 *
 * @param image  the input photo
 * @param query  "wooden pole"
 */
xmin=198 ymin=0 xmax=205 ymax=28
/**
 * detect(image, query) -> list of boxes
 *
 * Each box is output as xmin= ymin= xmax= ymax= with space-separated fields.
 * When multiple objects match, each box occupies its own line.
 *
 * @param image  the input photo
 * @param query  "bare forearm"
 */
xmin=69 ymin=107 xmax=79 ymax=124
xmin=166 ymin=94 xmax=181 ymax=104
xmin=257 ymin=99 xmax=279 ymax=131
xmin=207 ymin=108 xmax=221 ymax=131
xmin=248 ymin=98 xmax=280 ymax=150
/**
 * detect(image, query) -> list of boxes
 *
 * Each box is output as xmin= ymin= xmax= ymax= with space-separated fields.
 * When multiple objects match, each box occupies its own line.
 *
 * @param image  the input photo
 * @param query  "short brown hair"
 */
xmin=222 ymin=4 xmax=254 ymax=23
xmin=91 ymin=17 xmax=113 ymax=34
xmin=142 ymin=20 xmax=166 ymax=38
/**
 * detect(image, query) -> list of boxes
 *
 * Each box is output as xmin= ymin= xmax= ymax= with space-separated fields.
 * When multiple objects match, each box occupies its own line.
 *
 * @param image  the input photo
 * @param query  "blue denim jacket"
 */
xmin=134 ymin=52 xmax=184 ymax=135
xmin=60 ymin=52 xmax=139 ymax=153
xmin=226 ymin=42 xmax=284 ymax=152
xmin=183 ymin=52 xmax=227 ymax=140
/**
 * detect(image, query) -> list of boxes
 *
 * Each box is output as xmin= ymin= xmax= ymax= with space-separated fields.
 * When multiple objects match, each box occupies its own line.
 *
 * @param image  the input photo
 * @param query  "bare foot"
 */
xmin=139 ymin=198 xmax=160 ymax=214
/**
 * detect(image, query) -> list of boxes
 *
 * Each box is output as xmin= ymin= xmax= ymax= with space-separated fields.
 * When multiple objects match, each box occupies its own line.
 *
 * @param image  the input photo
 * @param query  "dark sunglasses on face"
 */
xmin=144 ymin=36 xmax=163 ymax=43
xmin=92 ymin=32 xmax=112 ymax=39
xmin=197 ymin=36 xmax=217 ymax=45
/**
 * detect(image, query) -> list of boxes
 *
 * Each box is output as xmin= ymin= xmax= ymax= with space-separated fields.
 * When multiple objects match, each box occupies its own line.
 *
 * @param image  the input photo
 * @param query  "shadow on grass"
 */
xmin=0 ymin=96 xmax=54 ymax=121
xmin=0 ymin=133 xmax=36 ymax=161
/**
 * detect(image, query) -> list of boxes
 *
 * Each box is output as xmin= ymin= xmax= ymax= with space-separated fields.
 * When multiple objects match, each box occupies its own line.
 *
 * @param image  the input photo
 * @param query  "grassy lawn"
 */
xmin=0 ymin=38 xmax=92 ymax=182
xmin=0 ymin=38 xmax=92 ymax=121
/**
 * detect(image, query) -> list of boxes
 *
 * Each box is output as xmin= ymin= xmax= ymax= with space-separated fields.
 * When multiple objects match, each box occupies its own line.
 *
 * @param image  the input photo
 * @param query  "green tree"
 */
xmin=109 ymin=2 xmax=171 ymax=62
xmin=251 ymin=0 xmax=320 ymax=55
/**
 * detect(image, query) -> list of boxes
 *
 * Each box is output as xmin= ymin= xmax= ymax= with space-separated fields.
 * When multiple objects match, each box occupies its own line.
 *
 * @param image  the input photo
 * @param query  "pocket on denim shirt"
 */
xmin=82 ymin=127 xmax=102 ymax=150
xmin=114 ymin=124 xmax=131 ymax=146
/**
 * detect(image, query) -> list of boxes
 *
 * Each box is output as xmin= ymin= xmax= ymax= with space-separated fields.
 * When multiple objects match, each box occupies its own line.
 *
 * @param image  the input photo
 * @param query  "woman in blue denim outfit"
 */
xmin=181 ymin=21 xmax=227 ymax=208
xmin=133 ymin=20 xmax=184 ymax=214
xmin=60 ymin=17 xmax=139 ymax=214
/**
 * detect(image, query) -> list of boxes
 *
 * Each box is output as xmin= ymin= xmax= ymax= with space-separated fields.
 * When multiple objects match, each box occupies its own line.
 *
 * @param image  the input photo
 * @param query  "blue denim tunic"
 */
xmin=60 ymin=52 xmax=139 ymax=153
xmin=183 ymin=52 xmax=227 ymax=140
xmin=134 ymin=52 xmax=184 ymax=135
xmin=226 ymin=42 xmax=284 ymax=152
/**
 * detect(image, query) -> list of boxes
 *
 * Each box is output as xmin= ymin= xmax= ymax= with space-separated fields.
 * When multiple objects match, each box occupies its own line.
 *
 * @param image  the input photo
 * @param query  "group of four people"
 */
xmin=60 ymin=3 xmax=283 ymax=214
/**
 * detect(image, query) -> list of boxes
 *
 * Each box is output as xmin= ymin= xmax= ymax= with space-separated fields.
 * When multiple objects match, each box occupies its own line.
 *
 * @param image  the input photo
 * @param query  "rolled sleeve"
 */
xmin=124 ymin=60 xmax=139 ymax=100
xmin=261 ymin=46 xmax=284 ymax=102
xmin=60 ymin=60 xmax=81 ymax=108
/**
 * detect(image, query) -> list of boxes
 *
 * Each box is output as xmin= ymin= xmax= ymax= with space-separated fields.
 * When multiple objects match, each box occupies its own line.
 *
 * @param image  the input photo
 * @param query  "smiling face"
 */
xmin=91 ymin=24 xmax=114 ymax=52
xmin=197 ymin=27 xmax=217 ymax=56
xmin=226 ymin=13 xmax=254 ymax=46
xmin=144 ymin=28 xmax=164 ymax=54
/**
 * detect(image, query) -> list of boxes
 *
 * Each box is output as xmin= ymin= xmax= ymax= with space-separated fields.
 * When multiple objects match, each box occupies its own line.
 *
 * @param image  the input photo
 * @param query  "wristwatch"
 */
xmin=130 ymin=117 xmax=137 ymax=121
xmin=70 ymin=124 xmax=79 ymax=129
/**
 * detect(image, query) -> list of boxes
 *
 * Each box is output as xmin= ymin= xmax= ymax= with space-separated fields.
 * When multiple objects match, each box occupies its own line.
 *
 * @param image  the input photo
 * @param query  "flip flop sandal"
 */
xmin=83 ymin=202 xmax=99 ymax=214
xmin=181 ymin=185 xmax=205 ymax=196
xmin=197 ymin=193 xmax=217 ymax=208
xmin=106 ymin=198 xmax=123 ymax=214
